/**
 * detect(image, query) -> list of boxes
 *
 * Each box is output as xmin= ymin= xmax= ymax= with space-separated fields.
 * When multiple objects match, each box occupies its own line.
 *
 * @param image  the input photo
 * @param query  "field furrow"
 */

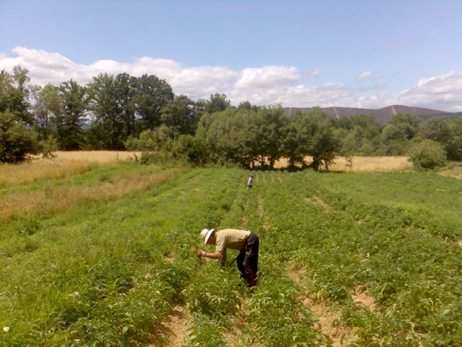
xmin=0 ymin=166 xmax=460 ymax=346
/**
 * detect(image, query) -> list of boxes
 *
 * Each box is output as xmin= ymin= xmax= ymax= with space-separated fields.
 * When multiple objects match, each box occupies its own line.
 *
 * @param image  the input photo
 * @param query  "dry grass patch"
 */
xmin=439 ymin=163 xmax=462 ymax=179
xmin=273 ymin=156 xmax=413 ymax=172
xmin=327 ymin=156 xmax=413 ymax=172
xmin=0 ymin=160 xmax=99 ymax=188
xmin=0 ymin=151 xmax=141 ymax=188
xmin=51 ymin=151 xmax=141 ymax=163
xmin=0 ymin=168 xmax=178 ymax=223
xmin=305 ymin=195 xmax=331 ymax=210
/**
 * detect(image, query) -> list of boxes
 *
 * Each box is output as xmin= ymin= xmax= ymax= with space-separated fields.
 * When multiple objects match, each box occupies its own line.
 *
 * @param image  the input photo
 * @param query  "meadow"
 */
xmin=0 ymin=153 xmax=460 ymax=346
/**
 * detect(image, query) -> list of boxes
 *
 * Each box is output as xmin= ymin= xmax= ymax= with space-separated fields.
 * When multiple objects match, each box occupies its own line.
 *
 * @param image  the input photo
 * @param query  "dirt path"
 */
xmin=150 ymin=305 xmax=190 ymax=347
xmin=163 ymin=306 xmax=190 ymax=347
xmin=289 ymin=266 xmax=371 ymax=346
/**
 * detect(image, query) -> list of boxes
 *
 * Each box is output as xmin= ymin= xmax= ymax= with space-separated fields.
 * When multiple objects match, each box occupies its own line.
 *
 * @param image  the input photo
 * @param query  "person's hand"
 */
xmin=195 ymin=248 xmax=206 ymax=257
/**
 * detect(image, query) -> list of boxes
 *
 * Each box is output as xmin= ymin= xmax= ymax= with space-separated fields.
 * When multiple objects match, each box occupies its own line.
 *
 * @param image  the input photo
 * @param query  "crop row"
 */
xmin=1 ymin=167 xmax=460 ymax=346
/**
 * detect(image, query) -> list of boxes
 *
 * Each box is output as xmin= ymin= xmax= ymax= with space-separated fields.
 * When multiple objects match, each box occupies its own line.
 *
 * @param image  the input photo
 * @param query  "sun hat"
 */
xmin=200 ymin=228 xmax=215 ymax=245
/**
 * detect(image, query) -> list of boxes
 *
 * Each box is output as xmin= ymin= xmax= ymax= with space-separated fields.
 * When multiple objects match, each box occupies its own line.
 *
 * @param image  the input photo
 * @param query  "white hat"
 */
xmin=200 ymin=228 xmax=215 ymax=245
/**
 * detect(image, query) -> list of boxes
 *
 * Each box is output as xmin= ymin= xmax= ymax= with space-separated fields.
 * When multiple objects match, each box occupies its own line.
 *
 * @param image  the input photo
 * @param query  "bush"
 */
xmin=0 ymin=111 xmax=38 ymax=163
xmin=38 ymin=135 xmax=58 ymax=158
xmin=407 ymin=139 xmax=447 ymax=171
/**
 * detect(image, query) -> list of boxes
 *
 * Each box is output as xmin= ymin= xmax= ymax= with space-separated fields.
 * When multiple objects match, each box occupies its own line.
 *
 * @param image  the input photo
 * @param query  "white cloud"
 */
xmin=357 ymin=71 xmax=372 ymax=80
xmin=0 ymin=47 xmax=461 ymax=112
xmin=395 ymin=71 xmax=462 ymax=111
xmin=235 ymin=66 xmax=300 ymax=89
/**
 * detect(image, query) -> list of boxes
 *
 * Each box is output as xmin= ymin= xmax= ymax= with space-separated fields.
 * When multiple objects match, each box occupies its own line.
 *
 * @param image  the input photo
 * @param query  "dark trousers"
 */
xmin=237 ymin=233 xmax=259 ymax=287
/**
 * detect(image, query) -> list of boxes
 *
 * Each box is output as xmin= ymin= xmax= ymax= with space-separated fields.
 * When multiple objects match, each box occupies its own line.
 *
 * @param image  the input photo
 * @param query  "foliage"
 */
xmin=55 ymin=80 xmax=89 ymax=150
xmin=0 ymin=110 xmax=38 ymax=163
xmin=38 ymin=135 xmax=58 ymax=158
xmin=407 ymin=139 xmax=447 ymax=171
xmin=0 ymin=165 xmax=460 ymax=346
xmin=0 ymin=66 xmax=33 ymax=125
xmin=198 ymin=93 xmax=230 ymax=113
xmin=2 ymin=65 xmax=462 ymax=168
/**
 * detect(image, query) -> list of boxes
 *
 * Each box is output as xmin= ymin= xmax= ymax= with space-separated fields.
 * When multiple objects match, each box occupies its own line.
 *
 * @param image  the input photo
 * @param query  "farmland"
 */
xmin=0 ymin=155 xmax=461 ymax=346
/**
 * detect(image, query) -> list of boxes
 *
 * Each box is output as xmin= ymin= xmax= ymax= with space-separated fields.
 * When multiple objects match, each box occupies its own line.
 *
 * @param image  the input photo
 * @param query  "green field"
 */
xmin=1 ymin=165 xmax=461 ymax=346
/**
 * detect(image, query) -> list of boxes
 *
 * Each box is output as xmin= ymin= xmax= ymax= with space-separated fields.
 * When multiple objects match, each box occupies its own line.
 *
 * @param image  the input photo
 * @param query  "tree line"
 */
xmin=1 ymin=66 xmax=461 ymax=170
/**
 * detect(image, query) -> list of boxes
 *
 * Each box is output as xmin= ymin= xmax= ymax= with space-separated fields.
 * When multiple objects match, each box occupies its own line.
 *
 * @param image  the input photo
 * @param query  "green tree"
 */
xmin=337 ymin=114 xmax=382 ymax=155
xmin=380 ymin=124 xmax=408 ymax=155
xmin=87 ymin=73 xmax=121 ymax=149
xmin=285 ymin=107 xmax=340 ymax=171
xmin=199 ymin=93 xmax=231 ymax=113
xmin=446 ymin=117 xmax=462 ymax=161
xmin=418 ymin=116 xmax=452 ymax=150
xmin=281 ymin=110 xmax=314 ymax=168
xmin=161 ymin=95 xmax=200 ymax=135
xmin=131 ymin=73 xmax=174 ymax=133
xmin=56 ymin=80 xmax=88 ymax=150
xmin=380 ymin=113 xmax=422 ymax=155
xmin=310 ymin=115 xmax=341 ymax=171
xmin=124 ymin=125 xmax=173 ymax=152
xmin=253 ymin=106 xmax=287 ymax=169
xmin=32 ymin=84 xmax=61 ymax=141
xmin=88 ymin=73 xmax=174 ymax=149
xmin=0 ymin=66 xmax=33 ymax=125
xmin=201 ymin=108 xmax=243 ymax=164
xmin=0 ymin=111 xmax=37 ymax=163
xmin=388 ymin=113 xmax=421 ymax=140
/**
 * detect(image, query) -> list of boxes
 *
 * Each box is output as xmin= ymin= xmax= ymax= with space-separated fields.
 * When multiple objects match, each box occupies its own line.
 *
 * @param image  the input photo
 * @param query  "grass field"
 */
xmin=0 ymin=153 xmax=460 ymax=346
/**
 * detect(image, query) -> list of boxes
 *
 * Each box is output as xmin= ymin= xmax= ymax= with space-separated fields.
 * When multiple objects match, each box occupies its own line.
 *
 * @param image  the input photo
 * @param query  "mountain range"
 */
xmin=283 ymin=105 xmax=462 ymax=123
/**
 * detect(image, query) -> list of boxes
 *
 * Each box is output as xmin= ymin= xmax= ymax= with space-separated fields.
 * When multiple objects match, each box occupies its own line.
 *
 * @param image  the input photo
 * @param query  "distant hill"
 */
xmin=283 ymin=105 xmax=462 ymax=122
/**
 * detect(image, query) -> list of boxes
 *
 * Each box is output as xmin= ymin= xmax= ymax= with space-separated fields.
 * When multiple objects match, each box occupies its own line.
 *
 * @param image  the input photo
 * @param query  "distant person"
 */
xmin=197 ymin=228 xmax=259 ymax=290
xmin=247 ymin=175 xmax=254 ymax=189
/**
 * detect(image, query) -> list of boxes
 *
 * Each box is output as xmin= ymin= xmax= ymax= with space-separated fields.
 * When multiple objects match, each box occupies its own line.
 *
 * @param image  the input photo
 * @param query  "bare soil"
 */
xmin=148 ymin=305 xmax=190 ymax=347
xmin=288 ymin=266 xmax=380 ymax=346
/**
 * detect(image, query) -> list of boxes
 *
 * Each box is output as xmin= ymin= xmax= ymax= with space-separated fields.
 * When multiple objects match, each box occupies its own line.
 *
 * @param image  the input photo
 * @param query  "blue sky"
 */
xmin=1 ymin=0 xmax=461 ymax=111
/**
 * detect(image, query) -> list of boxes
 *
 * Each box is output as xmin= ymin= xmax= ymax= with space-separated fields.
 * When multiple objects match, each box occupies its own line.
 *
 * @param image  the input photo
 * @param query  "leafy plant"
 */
xmin=407 ymin=138 xmax=447 ymax=170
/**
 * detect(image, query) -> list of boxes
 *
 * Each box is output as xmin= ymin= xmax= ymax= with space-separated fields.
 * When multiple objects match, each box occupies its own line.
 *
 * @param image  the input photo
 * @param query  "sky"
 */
xmin=0 ymin=0 xmax=461 ymax=112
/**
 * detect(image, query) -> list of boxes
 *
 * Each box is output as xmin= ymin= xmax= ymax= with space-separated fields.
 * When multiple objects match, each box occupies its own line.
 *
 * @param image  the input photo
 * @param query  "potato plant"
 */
xmin=0 ymin=166 xmax=460 ymax=346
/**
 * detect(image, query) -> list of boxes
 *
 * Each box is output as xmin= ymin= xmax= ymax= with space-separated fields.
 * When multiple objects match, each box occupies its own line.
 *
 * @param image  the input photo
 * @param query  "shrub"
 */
xmin=0 ymin=111 xmax=38 ymax=163
xmin=407 ymin=139 xmax=447 ymax=171
xmin=38 ymin=135 xmax=58 ymax=158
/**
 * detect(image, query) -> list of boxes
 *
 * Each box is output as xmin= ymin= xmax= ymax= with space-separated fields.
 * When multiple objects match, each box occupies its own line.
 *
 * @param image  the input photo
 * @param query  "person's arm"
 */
xmin=200 ymin=250 xmax=224 ymax=265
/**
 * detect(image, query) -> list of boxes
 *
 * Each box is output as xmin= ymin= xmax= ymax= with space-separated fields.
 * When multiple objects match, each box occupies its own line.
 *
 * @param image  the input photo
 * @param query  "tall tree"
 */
xmin=310 ymin=116 xmax=341 ymax=171
xmin=281 ymin=111 xmax=313 ymax=168
xmin=88 ymin=73 xmax=174 ymax=149
xmin=56 ymin=80 xmax=88 ymax=150
xmin=296 ymin=108 xmax=341 ymax=171
xmin=0 ymin=66 xmax=33 ymax=125
xmin=387 ymin=113 xmax=421 ymax=140
xmin=88 ymin=73 xmax=122 ymax=149
xmin=132 ymin=74 xmax=174 ymax=133
xmin=114 ymin=73 xmax=136 ymax=140
xmin=418 ymin=116 xmax=452 ymax=147
xmin=446 ymin=117 xmax=462 ymax=161
xmin=32 ymin=84 xmax=61 ymax=140
xmin=253 ymin=106 xmax=287 ymax=169
xmin=160 ymin=94 xmax=200 ymax=135
xmin=200 ymin=93 xmax=231 ymax=113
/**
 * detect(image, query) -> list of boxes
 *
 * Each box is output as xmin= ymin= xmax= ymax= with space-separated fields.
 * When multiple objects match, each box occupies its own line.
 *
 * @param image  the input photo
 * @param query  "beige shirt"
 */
xmin=215 ymin=229 xmax=251 ymax=258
